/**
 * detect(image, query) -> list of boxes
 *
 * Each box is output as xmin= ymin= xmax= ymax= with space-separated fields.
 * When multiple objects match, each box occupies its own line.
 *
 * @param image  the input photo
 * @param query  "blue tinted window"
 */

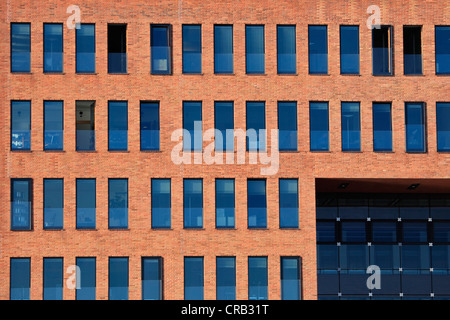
xmin=370 ymin=245 xmax=400 ymax=269
xmin=216 ymin=257 xmax=236 ymax=300
xmin=142 ymin=257 xmax=163 ymax=300
xmin=372 ymin=26 xmax=393 ymax=75
xmin=434 ymin=222 xmax=450 ymax=243
xmin=183 ymin=25 xmax=201 ymax=74
xmin=109 ymin=257 xmax=128 ymax=300
xmin=151 ymin=25 xmax=171 ymax=74
xmin=43 ymin=258 xmax=63 ymax=300
xmin=215 ymin=102 xmax=234 ymax=151
xmin=11 ymin=179 xmax=32 ymax=231
xmin=184 ymin=179 xmax=203 ymax=229
xmin=341 ymin=222 xmax=366 ymax=242
xmin=248 ymin=180 xmax=267 ymax=229
xmin=437 ymin=102 xmax=450 ymax=152
xmin=76 ymin=257 xmax=96 ymax=300
xmin=44 ymin=101 xmax=63 ymax=151
xmin=402 ymin=222 xmax=428 ymax=243
xmin=151 ymin=179 xmax=171 ymax=229
xmin=339 ymin=245 xmax=369 ymax=270
xmin=308 ymin=26 xmax=328 ymax=74
xmin=246 ymin=25 xmax=265 ymax=74
xmin=108 ymin=101 xmax=128 ymax=151
xmin=140 ymin=102 xmax=160 ymax=151
xmin=248 ymin=257 xmax=268 ymax=300
xmin=310 ymin=102 xmax=329 ymax=151
xmin=373 ymin=103 xmax=392 ymax=152
xmin=76 ymin=24 xmax=95 ymax=73
xmin=404 ymin=26 xmax=422 ymax=75
xmin=436 ymin=26 xmax=450 ymax=75
xmin=341 ymin=102 xmax=361 ymax=151
xmin=372 ymin=222 xmax=397 ymax=242
xmin=76 ymin=101 xmax=95 ymax=151
xmin=278 ymin=102 xmax=297 ymax=151
xmin=277 ymin=25 xmax=296 ymax=74
xmin=44 ymin=179 xmax=63 ymax=230
xmin=432 ymin=245 xmax=450 ymax=269
xmin=44 ymin=24 xmax=63 ymax=73
xmin=10 ymin=258 xmax=30 ymax=300
xmin=11 ymin=101 xmax=31 ymax=151
xmin=108 ymin=25 xmax=127 ymax=73
xmin=216 ymin=179 xmax=235 ymax=228
xmin=405 ymin=102 xmax=426 ymax=152
xmin=281 ymin=257 xmax=301 ymax=300
xmin=401 ymin=245 xmax=430 ymax=269
xmin=214 ymin=25 xmax=233 ymax=74
xmin=340 ymin=26 xmax=360 ymax=74
xmin=184 ymin=257 xmax=204 ymax=300
xmin=108 ymin=179 xmax=128 ymax=229
xmin=317 ymin=222 xmax=336 ymax=242
xmin=183 ymin=101 xmax=202 ymax=151
xmin=317 ymin=245 xmax=338 ymax=270
xmin=11 ymin=23 xmax=30 ymax=73
xmin=279 ymin=179 xmax=298 ymax=228
xmin=76 ymin=179 xmax=96 ymax=229
xmin=246 ymin=102 xmax=266 ymax=151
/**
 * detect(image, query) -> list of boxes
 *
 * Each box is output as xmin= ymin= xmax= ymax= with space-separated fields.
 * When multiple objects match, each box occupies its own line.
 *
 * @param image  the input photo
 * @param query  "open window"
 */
xmin=372 ymin=26 xmax=393 ymax=75
xmin=76 ymin=101 xmax=95 ymax=151
xmin=404 ymin=26 xmax=422 ymax=75
xmin=108 ymin=24 xmax=127 ymax=73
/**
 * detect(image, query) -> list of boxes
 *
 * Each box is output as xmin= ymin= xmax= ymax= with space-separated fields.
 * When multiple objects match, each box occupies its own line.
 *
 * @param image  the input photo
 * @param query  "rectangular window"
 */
xmin=216 ymin=257 xmax=236 ymax=300
xmin=76 ymin=24 xmax=95 ymax=73
xmin=44 ymin=23 xmax=63 ymax=73
xmin=278 ymin=102 xmax=297 ymax=151
xmin=216 ymin=179 xmax=235 ymax=229
xmin=183 ymin=101 xmax=202 ymax=151
xmin=182 ymin=25 xmax=201 ymax=74
xmin=246 ymin=101 xmax=266 ymax=151
xmin=184 ymin=179 xmax=203 ymax=229
xmin=246 ymin=25 xmax=265 ymax=74
xmin=108 ymin=24 xmax=127 ymax=73
xmin=279 ymin=179 xmax=299 ymax=229
xmin=140 ymin=101 xmax=160 ymax=151
xmin=11 ymin=23 xmax=31 ymax=73
xmin=151 ymin=25 xmax=172 ymax=74
xmin=11 ymin=100 xmax=31 ymax=151
xmin=43 ymin=258 xmax=63 ymax=300
xmin=372 ymin=26 xmax=393 ymax=75
xmin=109 ymin=257 xmax=129 ymax=300
xmin=10 ymin=258 xmax=30 ymax=300
xmin=436 ymin=26 xmax=450 ymax=75
xmin=405 ymin=102 xmax=426 ymax=152
xmin=281 ymin=257 xmax=302 ymax=300
xmin=341 ymin=102 xmax=361 ymax=152
xmin=437 ymin=102 xmax=450 ymax=152
xmin=248 ymin=179 xmax=267 ymax=229
xmin=142 ymin=257 xmax=163 ymax=300
xmin=108 ymin=179 xmax=128 ymax=229
xmin=404 ymin=26 xmax=422 ymax=75
xmin=44 ymin=101 xmax=63 ymax=151
xmin=11 ymin=179 xmax=32 ymax=231
xmin=308 ymin=25 xmax=328 ymax=74
xmin=214 ymin=25 xmax=233 ymax=74
xmin=76 ymin=257 xmax=96 ymax=300
xmin=184 ymin=257 xmax=204 ymax=300
xmin=214 ymin=101 xmax=234 ymax=151
xmin=43 ymin=179 xmax=63 ymax=230
xmin=309 ymin=102 xmax=329 ymax=151
xmin=277 ymin=25 xmax=296 ymax=74
xmin=340 ymin=25 xmax=360 ymax=74
xmin=76 ymin=179 xmax=96 ymax=229
xmin=76 ymin=101 xmax=95 ymax=151
xmin=248 ymin=257 xmax=268 ymax=300
xmin=373 ymin=103 xmax=393 ymax=152
xmin=108 ymin=101 xmax=128 ymax=151
xmin=151 ymin=179 xmax=171 ymax=229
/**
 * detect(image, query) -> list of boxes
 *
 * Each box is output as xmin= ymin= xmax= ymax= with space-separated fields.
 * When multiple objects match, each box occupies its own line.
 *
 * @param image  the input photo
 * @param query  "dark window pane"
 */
xmin=279 ymin=179 xmax=298 ymax=228
xmin=401 ymin=245 xmax=430 ymax=269
xmin=108 ymin=101 xmax=128 ymax=151
xmin=281 ymin=257 xmax=301 ymax=300
xmin=140 ymin=102 xmax=160 ymax=151
xmin=215 ymin=102 xmax=234 ymax=151
xmin=183 ymin=25 xmax=201 ymax=74
xmin=317 ymin=244 xmax=339 ymax=270
xmin=372 ymin=222 xmax=397 ymax=242
xmin=433 ymin=270 xmax=450 ymax=295
xmin=371 ymin=270 xmax=401 ymax=296
xmin=43 ymin=258 xmax=63 ymax=300
xmin=340 ymin=270 xmax=369 ymax=295
xmin=76 ymin=179 xmax=96 ymax=229
xmin=436 ymin=26 xmax=450 ymax=75
xmin=10 ymin=258 xmax=30 ymax=300
xmin=341 ymin=102 xmax=361 ymax=151
xmin=310 ymin=102 xmax=329 ymax=151
xmin=402 ymin=270 xmax=431 ymax=295
xmin=151 ymin=179 xmax=171 ymax=229
xmin=248 ymin=257 xmax=268 ymax=300
xmin=44 ymin=179 xmax=63 ymax=230
xmin=278 ymin=102 xmax=297 ymax=151
xmin=437 ymin=102 xmax=450 ymax=152
xmin=370 ymin=245 xmax=400 ymax=269
xmin=108 ymin=25 xmax=127 ymax=73
xmin=183 ymin=101 xmax=202 ymax=151
xmin=373 ymin=103 xmax=392 ymax=152
xmin=76 ymin=257 xmax=96 ymax=300
xmin=246 ymin=102 xmax=266 ymax=151
xmin=248 ymin=180 xmax=267 ymax=229
xmin=372 ymin=26 xmax=392 ymax=75
xmin=318 ymin=271 xmax=339 ymax=295
xmin=246 ymin=25 xmax=265 ymax=74
xmin=76 ymin=101 xmax=95 ymax=151
xmin=151 ymin=25 xmax=171 ymax=74
xmin=44 ymin=24 xmax=63 ymax=73
xmin=11 ymin=23 xmax=31 ymax=73
xmin=216 ymin=257 xmax=236 ymax=300
xmin=317 ymin=222 xmax=336 ymax=242
xmin=44 ymin=101 xmax=63 ymax=151
xmin=11 ymin=101 xmax=31 ymax=151
xmin=339 ymin=196 xmax=368 ymax=219
xmin=402 ymin=222 xmax=428 ymax=243
xmin=340 ymin=26 xmax=359 ymax=74
xmin=184 ymin=179 xmax=203 ymax=228
xmin=339 ymin=245 xmax=369 ymax=270
xmin=405 ymin=102 xmax=426 ymax=152
xmin=76 ymin=24 xmax=95 ymax=73
xmin=404 ymin=26 xmax=422 ymax=75
xmin=309 ymin=26 xmax=328 ymax=74
xmin=142 ymin=257 xmax=163 ymax=300
xmin=214 ymin=25 xmax=233 ymax=74
xmin=341 ymin=222 xmax=366 ymax=242
xmin=11 ymin=179 xmax=32 ymax=230
xmin=216 ymin=179 xmax=235 ymax=228
xmin=432 ymin=245 xmax=450 ymax=269
xmin=434 ymin=222 xmax=450 ymax=243
xmin=109 ymin=257 xmax=128 ymax=300
xmin=277 ymin=25 xmax=296 ymax=74
xmin=108 ymin=179 xmax=128 ymax=229
xmin=184 ymin=257 xmax=204 ymax=300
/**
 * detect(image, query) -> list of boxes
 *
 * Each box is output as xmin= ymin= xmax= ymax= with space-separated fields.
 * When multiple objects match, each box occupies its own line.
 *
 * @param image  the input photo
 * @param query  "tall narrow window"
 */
xmin=10 ymin=258 xmax=30 ymax=300
xmin=43 ymin=258 xmax=63 ymax=300
xmin=43 ymin=179 xmax=63 ymax=230
xmin=216 ymin=179 xmax=235 ymax=229
xmin=340 ymin=25 xmax=360 ymax=74
xmin=309 ymin=102 xmax=329 ymax=151
xmin=11 ymin=179 xmax=32 ymax=231
xmin=44 ymin=23 xmax=63 ymax=73
xmin=214 ymin=101 xmax=234 ymax=151
xmin=248 ymin=257 xmax=268 ymax=300
xmin=108 ymin=179 xmax=128 ymax=229
xmin=182 ymin=25 xmax=201 ymax=74
xmin=151 ymin=179 xmax=171 ymax=229
xmin=214 ymin=25 xmax=233 ymax=74
xmin=279 ymin=179 xmax=299 ymax=229
xmin=277 ymin=25 xmax=296 ymax=74
xmin=372 ymin=26 xmax=393 ymax=75
xmin=11 ymin=100 xmax=31 ymax=151
xmin=437 ymin=102 xmax=450 ymax=152
xmin=216 ymin=257 xmax=236 ymax=300
xmin=436 ymin=26 xmax=450 ymax=75
xmin=140 ymin=101 xmax=160 ymax=151
xmin=142 ymin=257 xmax=163 ymax=300
xmin=341 ymin=102 xmax=361 ymax=152
xmin=76 ymin=257 xmax=96 ymax=300
xmin=247 ymin=179 xmax=267 ymax=229
xmin=246 ymin=102 xmax=266 ymax=151
xmin=404 ymin=26 xmax=422 ymax=75
xmin=44 ymin=101 xmax=63 ymax=151
xmin=151 ymin=25 xmax=171 ymax=74
xmin=183 ymin=101 xmax=202 ymax=151
xmin=184 ymin=179 xmax=203 ymax=229
xmin=308 ymin=25 xmax=328 ymax=74
xmin=108 ymin=24 xmax=127 ymax=73
xmin=405 ymin=102 xmax=426 ymax=153
xmin=11 ymin=23 xmax=31 ymax=73
xmin=278 ymin=101 xmax=297 ymax=151
xmin=76 ymin=101 xmax=95 ymax=151
xmin=281 ymin=257 xmax=302 ymax=300
xmin=108 ymin=101 xmax=128 ymax=151
xmin=109 ymin=257 xmax=129 ymax=300
xmin=76 ymin=24 xmax=95 ymax=73
xmin=246 ymin=25 xmax=265 ymax=74
xmin=76 ymin=179 xmax=96 ymax=229
xmin=184 ymin=257 xmax=204 ymax=300
xmin=373 ymin=103 xmax=393 ymax=152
